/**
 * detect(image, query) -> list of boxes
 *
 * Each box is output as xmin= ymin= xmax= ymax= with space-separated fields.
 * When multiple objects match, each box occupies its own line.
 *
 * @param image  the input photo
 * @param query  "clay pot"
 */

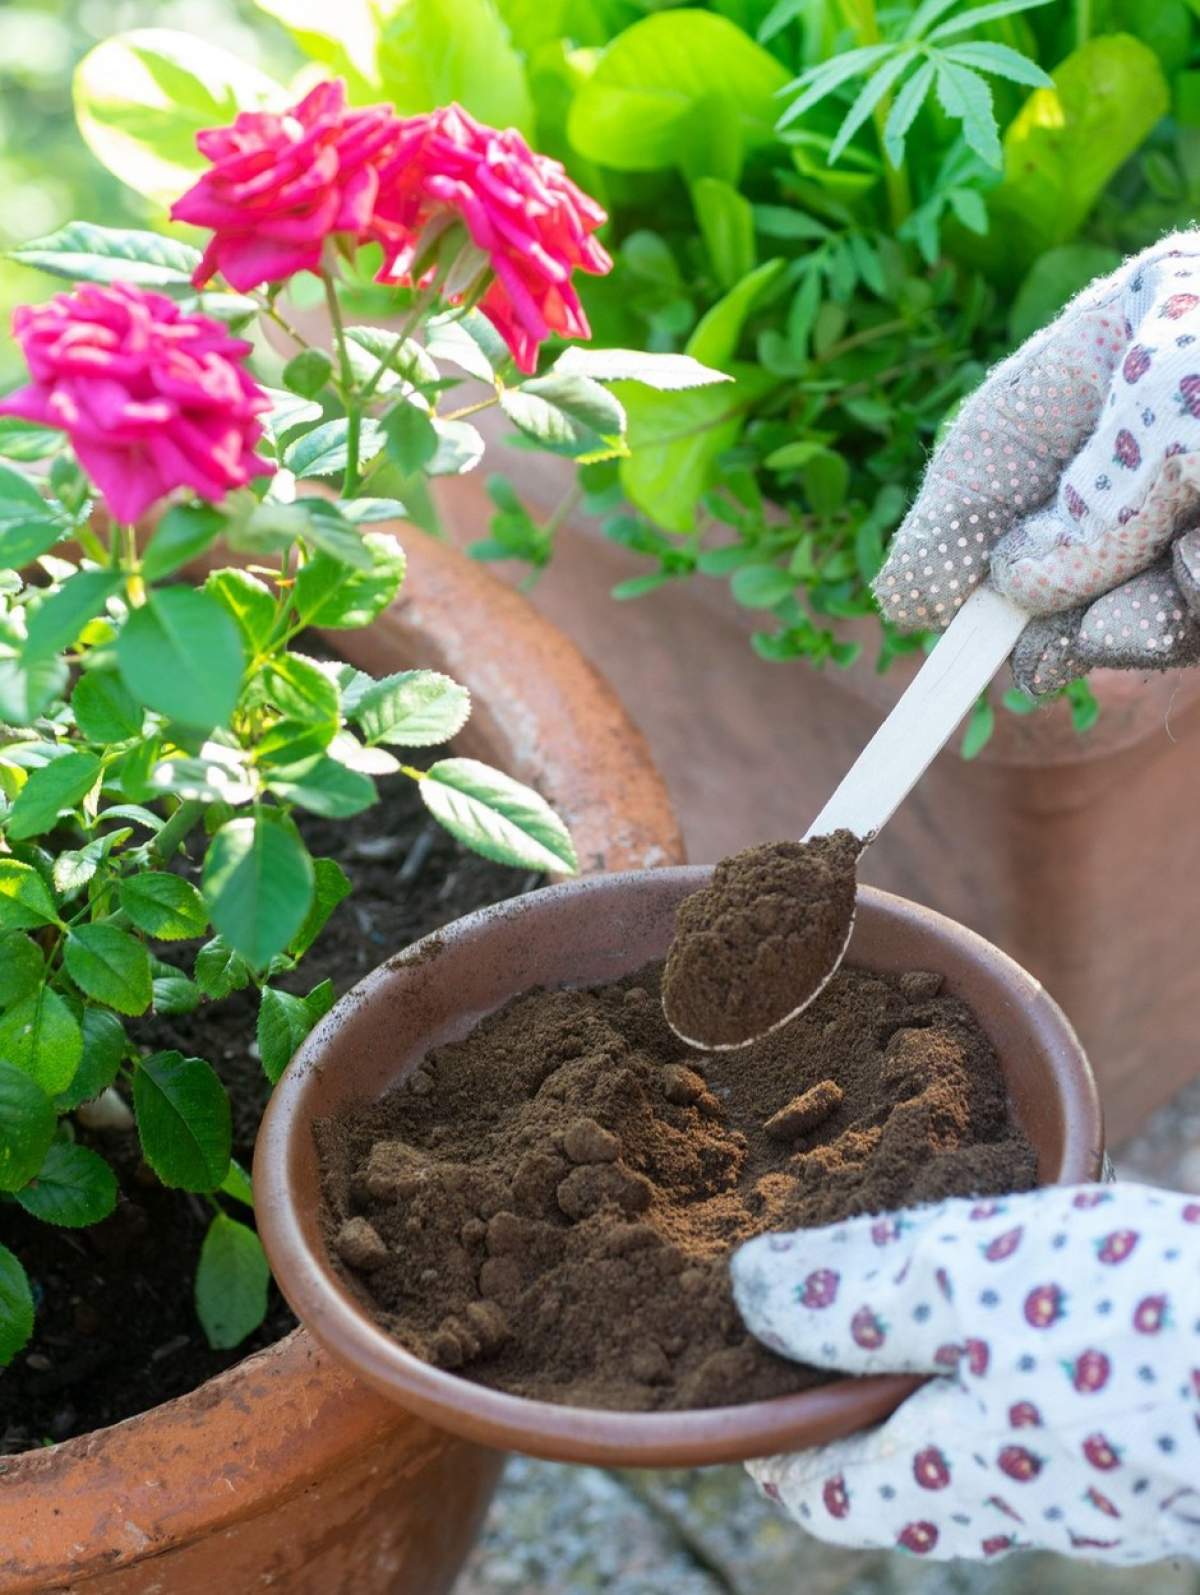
xmin=255 ymin=870 xmax=1102 ymax=1470
xmin=0 ymin=544 xmax=683 ymax=1592
xmin=433 ymin=440 xmax=1200 ymax=1142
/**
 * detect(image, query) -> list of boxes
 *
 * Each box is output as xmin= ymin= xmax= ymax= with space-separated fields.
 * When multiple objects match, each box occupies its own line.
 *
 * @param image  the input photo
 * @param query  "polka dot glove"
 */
xmin=874 ymin=233 xmax=1200 ymax=695
xmin=731 ymin=1183 xmax=1200 ymax=1565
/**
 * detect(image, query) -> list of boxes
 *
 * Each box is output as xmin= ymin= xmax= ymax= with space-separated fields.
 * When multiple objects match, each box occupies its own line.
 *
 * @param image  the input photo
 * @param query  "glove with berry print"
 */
xmin=730 ymin=1183 xmax=1200 ymax=1565
xmin=874 ymin=234 xmax=1200 ymax=696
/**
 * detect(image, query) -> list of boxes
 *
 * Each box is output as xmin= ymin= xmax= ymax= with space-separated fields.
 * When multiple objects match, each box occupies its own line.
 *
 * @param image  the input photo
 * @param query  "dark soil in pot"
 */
xmin=1 ymin=765 xmax=535 ymax=1455
xmin=318 ymin=958 xmax=1037 ymax=1413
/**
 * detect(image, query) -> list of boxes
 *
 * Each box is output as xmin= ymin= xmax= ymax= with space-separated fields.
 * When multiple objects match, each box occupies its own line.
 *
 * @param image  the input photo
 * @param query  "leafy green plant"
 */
xmin=0 ymin=69 xmax=722 ymax=1365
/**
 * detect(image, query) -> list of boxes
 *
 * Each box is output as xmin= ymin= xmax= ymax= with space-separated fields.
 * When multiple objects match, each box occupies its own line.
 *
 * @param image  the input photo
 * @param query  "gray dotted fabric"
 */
xmin=875 ymin=234 xmax=1200 ymax=664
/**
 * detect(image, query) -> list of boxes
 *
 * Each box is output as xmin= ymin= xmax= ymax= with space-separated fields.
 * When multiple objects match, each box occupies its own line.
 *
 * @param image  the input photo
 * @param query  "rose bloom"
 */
xmin=0 ymin=282 xmax=273 ymax=524
xmin=172 ymin=80 xmax=399 ymax=292
xmin=370 ymin=104 xmax=612 ymax=372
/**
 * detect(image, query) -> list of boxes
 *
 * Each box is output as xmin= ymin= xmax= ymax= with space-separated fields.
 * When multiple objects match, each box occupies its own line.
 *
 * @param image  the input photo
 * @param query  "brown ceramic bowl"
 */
xmin=255 ymin=869 xmax=1103 ymax=1468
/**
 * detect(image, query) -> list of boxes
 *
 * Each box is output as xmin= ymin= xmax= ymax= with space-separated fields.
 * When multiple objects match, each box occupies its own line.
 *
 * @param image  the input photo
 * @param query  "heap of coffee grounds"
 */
xmin=318 ymin=957 xmax=1036 ymax=1412
xmin=662 ymin=832 xmax=861 ymax=1049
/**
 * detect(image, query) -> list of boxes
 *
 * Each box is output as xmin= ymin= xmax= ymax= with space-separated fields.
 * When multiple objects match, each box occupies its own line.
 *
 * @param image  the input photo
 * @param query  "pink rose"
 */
xmin=0 ymin=282 xmax=273 ymax=524
xmin=370 ymin=104 xmax=611 ymax=372
xmin=172 ymin=80 xmax=399 ymax=292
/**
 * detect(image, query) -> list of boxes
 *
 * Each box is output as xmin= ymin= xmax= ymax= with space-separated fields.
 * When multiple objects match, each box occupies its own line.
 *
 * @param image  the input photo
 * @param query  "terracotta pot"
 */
xmin=0 ymin=542 xmax=684 ymax=1592
xmin=255 ymin=870 xmax=1102 ymax=1470
xmin=433 ymin=439 xmax=1200 ymax=1142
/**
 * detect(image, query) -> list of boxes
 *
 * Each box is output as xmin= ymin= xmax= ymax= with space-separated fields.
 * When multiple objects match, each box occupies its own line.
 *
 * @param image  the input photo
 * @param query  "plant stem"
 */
xmin=151 ymin=799 xmax=204 ymax=863
xmin=1075 ymin=0 xmax=1091 ymax=47
xmin=121 ymin=525 xmax=145 ymax=607
xmin=322 ymin=269 xmax=360 ymax=496
xmin=359 ymin=296 xmax=433 ymax=404
xmin=255 ymin=297 xmax=308 ymax=349
xmin=440 ymin=395 xmax=500 ymax=423
xmin=838 ymin=0 xmax=910 ymax=230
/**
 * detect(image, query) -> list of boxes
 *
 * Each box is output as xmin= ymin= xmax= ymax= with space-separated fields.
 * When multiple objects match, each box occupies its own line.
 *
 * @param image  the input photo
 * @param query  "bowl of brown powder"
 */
xmin=255 ymin=866 xmax=1102 ymax=1467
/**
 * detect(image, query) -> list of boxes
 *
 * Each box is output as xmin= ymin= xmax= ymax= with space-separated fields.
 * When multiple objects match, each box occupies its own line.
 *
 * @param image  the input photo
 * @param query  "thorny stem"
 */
xmin=440 ymin=394 xmax=500 ymax=423
xmin=322 ymin=269 xmax=360 ymax=496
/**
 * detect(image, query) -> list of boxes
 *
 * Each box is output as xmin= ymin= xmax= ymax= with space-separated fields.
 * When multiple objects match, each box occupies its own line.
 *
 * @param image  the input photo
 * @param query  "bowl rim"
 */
xmin=255 ymin=869 xmax=1103 ymax=1467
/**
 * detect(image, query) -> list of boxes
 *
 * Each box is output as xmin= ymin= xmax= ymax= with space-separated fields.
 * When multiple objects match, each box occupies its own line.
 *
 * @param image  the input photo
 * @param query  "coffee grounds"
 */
xmin=662 ymin=833 xmax=860 ymax=1049
xmin=318 ymin=958 xmax=1036 ymax=1412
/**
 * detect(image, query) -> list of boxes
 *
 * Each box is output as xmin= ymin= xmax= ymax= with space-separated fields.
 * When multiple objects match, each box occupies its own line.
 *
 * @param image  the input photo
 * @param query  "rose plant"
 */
xmin=0 ymin=81 xmax=723 ymax=1365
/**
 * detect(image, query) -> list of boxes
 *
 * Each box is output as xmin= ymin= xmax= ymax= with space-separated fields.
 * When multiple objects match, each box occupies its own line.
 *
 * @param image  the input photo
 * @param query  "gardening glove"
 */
xmin=874 ymin=232 xmax=1200 ymax=695
xmin=731 ymin=1182 xmax=1200 ymax=1565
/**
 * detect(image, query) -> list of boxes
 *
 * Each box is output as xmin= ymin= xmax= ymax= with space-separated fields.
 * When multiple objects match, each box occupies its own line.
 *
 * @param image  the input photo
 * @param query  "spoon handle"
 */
xmin=803 ymin=585 xmax=1029 ymax=844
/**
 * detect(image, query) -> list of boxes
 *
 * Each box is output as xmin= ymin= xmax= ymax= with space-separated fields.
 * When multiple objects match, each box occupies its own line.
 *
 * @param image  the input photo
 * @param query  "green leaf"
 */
xmin=266 ymin=755 xmax=377 ymax=818
xmin=195 ymin=1212 xmax=269 ymax=1350
xmin=552 ymin=347 xmax=729 ymax=391
xmin=9 ymin=222 xmax=203 ymax=287
xmin=204 ymin=569 xmax=276 ymax=654
xmin=291 ymin=533 xmax=406 ymax=630
xmin=935 ymin=63 xmax=1001 ymax=167
xmin=424 ymin=310 xmax=502 ymax=382
xmin=23 ymin=570 xmax=122 ymax=662
xmin=0 ymin=1061 xmax=55 ymax=1193
xmin=288 ymin=856 xmax=351 ymax=959
xmin=804 ymin=450 xmax=850 ymax=515
xmin=375 ymin=0 xmax=533 ymax=136
xmin=686 ymin=259 xmax=784 ymax=369
xmin=568 ymin=11 xmax=787 ymax=173
xmin=120 ymin=872 xmax=209 ymax=941
xmin=420 ymin=757 xmax=577 ymax=873
xmin=142 ymin=503 xmax=226 ymax=583
xmin=427 ymin=420 xmax=485 ymax=477
xmin=15 ymin=1141 xmax=118 ymax=1227
xmin=1069 ymin=678 xmax=1100 ymax=734
xmin=973 ymin=36 xmax=1170 ymax=274
xmin=777 ymin=44 xmax=894 ymax=128
xmin=730 ymin=563 xmax=794 ymax=608
xmin=828 ymin=50 xmax=918 ymax=166
xmin=0 ymin=1244 xmax=34 ymax=1365
xmin=0 ymin=418 xmax=61 ymax=462
xmin=692 ymin=177 xmax=755 ymax=291
xmin=1008 ymin=243 xmax=1121 ymax=342
xmin=961 ymin=696 xmax=996 ymax=759
xmin=194 ymin=934 xmax=253 ymax=999
xmin=283 ymin=418 xmax=385 ymax=479
xmin=336 ymin=496 xmax=409 ymax=525
xmin=345 ymin=325 xmax=439 ymax=391
xmin=383 ymin=403 xmax=438 ymax=475
xmin=300 ymin=504 xmax=375 ymax=571
xmin=927 ymin=0 xmax=1052 ymax=40
xmin=150 ymin=748 xmax=256 ymax=806
xmin=0 ymin=988 xmax=82 ymax=1094
xmin=0 ymin=933 xmax=44 ymax=1010
xmin=257 ymin=981 xmax=331 ymax=1084
xmin=265 ymin=654 xmax=340 ymax=725
xmin=354 ymin=670 xmax=471 ymax=747
xmin=7 ymin=751 xmax=101 ymax=841
xmin=72 ymin=669 xmax=144 ymax=742
xmin=64 ymin=924 xmax=153 ymax=1016
xmin=133 ymin=1050 xmax=231 ymax=1191
xmin=153 ymin=970 xmax=203 ymax=1014
xmin=942 ymin=41 xmax=1052 ymax=88
xmin=118 ymin=587 xmax=246 ymax=730
xmin=53 ymin=835 xmax=124 ymax=898
xmin=55 ymin=1008 xmax=127 ymax=1110
xmin=0 ymin=654 xmax=69 ymax=727
xmin=203 ymin=812 xmax=315 ymax=967
xmin=882 ymin=57 xmax=938 ymax=164
xmin=219 ymin=1156 xmax=255 ymax=1208
xmin=615 ymin=367 xmax=776 ymax=534
xmin=261 ymin=387 xmax=324 ymax=447
xmin=0 ymin=462 xmax=53 ymax=523
xmin=500 ymin=376 xmax=627 ymax=463
xmin=73 ymin=29 xmax=284 ymax=206
xmin=0 ymin=518 xmax=66 ymax=569
xmin=282 ymin=349 xmax=333 ymax=400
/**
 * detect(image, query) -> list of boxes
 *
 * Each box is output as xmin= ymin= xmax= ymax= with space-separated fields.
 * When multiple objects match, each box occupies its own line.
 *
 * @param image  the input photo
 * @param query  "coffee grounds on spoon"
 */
xmin=662 ymin=832 xmax=861 ymax=1049
xmin=317 ymin=958 xmax=1035 ymax=1413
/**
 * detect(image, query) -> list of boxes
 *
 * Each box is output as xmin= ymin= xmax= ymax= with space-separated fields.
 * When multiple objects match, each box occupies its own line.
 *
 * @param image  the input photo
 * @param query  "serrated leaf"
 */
xmin=9 ymin=221 xmax=203 ymax=286
xmin=0 ymin=987 xmax=82 ymax=1094
xmin=203 ymin=812 xmax=314 ymax=967
xmin=424 ymin=310 xmax=501 ymax=380
xmin=153 ymin=971 xmax=203 ymax=1014
xmin=500 ymin=376 xmax=627 ymax=462
xmin=7 ymin=750 xmax=101 ymax=841
xmin=942 ymin=41 xmax=1052 ymax=87
xmin=828 ymin=50 xmax=916 ymax=165
xmin=203 ymin=569 xmax=276 ymax=654
xmin=15 ymin=1140 xmax=118 ymax=1227
xmin=194 ymin=934 xmax=253 ymax=999
xmin=118 ymin=587 xmax=246 ymax=730
xmin=257 ymin=983 xmax=319 ymax=1084
xmin=884 ymin=58 xmax=937 ymax=164
xmin=142 ymin=503 xmax=226 ymax=583
xmin=55 ymin=1008 xmax=127 ymax=1110
xmin=0 ymin=1244 xmax=34 ymax=1365
xmin=120 ymin=872 xmax=209 ymax=941
xmin=327 ymin=731 xmax=399 ymax=775
xmin=291 ymin=533 xmax=406 ymax=630
xmin=0 ymin=653 xmax=69 ymax=726
xmin=261 ymin=387 xmax=324 ymax=446
xmin=354 ymin=670 xmax=471 ymax=747
xmin=282 ymin=348 xmax=333 ymax=399
xmin=0 ymin=1060 xmax=55 ymax=1193
xmin=266 ymin=755 xmax=376 ymax=818
xmin=961 ymin=696 xmax=996 ymax=759
xmin=133 ymin=1050 xmax=231 ymax=1191
xmin=552 ymin=347 xmax=730 ymax=391
xmin=265 ymin=653 xmax=340 ymax=724
xmin=64 ymin=924 xmax=153 ymax=1015
xmin=23 ymin=570 xmax=122 ymax=663
xmin=0 ymin=860 xmax=58 ymax=931
xmin=427 ymin=419 xmax=485 ymax=476
xmin=0 ymin=933 xmax=44 ymax=1009
xmin=346 ymin=325 xmax=438 ymax=390
xmin=150 ymin=748 xmax=256 ymax=806
xmin=0 ymin=418 xmax=61 ymax=462
xmin=935 ymin=63 xmax=1001 ymax=167
xmin=336 ymin=497 xmax=408 ymax=525
xmin=419 ymin=757 xmax=577 ymax=873
xmin=928 ymin=0 xmax=1052 ymax=40
xmin=288 ymin=856 xmax=351 ymax=959
xmin=283 ymin=418 xmax=385 ymax=479
xmin=382 ymin=402 xmax=438 ymax=474
xmin=195 ymin=1212 xmax=269 ymax=1349
xmin=72 ymin=669 xmax=144 ymax=742
xmin=219 ymin=1156 xmax=254 ymax=1207
xmin=0 ymin=518 xmax=67 ymax=568
xmin=300 ymin=504 xmax=375 ymax=571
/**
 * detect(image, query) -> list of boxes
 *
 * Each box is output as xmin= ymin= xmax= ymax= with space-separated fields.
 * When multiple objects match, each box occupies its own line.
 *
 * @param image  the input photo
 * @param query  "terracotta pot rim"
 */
xmin=255 ymin=869 xmax=1103 ymax=1470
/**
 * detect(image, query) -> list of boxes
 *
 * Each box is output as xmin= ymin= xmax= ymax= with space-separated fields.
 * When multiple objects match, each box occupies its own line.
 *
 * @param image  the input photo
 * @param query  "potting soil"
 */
xmin=662 ymin=832 xmax=860 ymax=1048
xmin=319 ymin=957 xmax=1036 ymax=1412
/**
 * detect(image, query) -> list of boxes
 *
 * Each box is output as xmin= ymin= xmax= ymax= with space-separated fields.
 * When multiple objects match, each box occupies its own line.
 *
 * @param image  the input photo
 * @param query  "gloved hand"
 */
xmin=731 ymin=1182 xmax=1200 ymax=1565
xmin=874 ymin=234 xmax=1200 ymax=696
